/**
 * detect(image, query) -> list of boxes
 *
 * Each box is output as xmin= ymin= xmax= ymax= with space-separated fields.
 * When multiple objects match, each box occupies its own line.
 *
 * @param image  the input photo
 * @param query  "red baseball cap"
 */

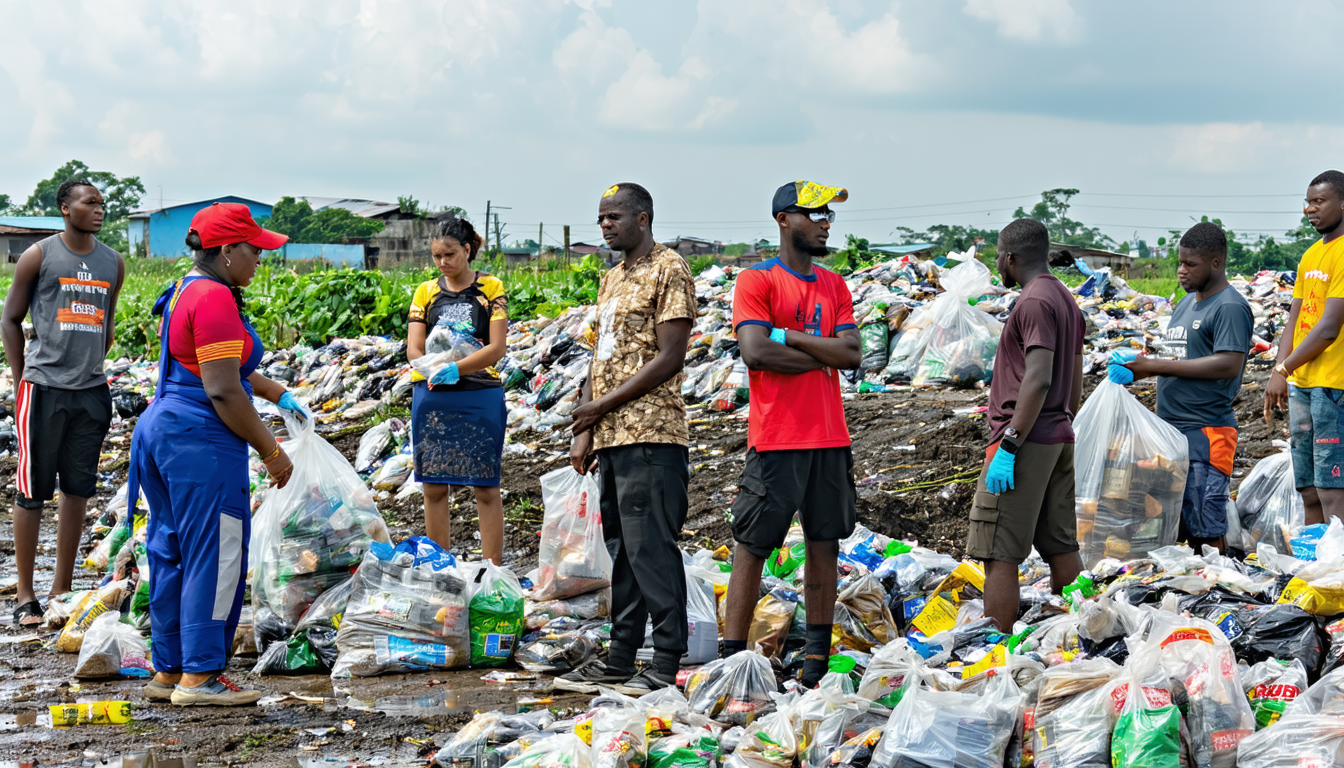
xmin=189 ymin=202 xmax=289 ymax=250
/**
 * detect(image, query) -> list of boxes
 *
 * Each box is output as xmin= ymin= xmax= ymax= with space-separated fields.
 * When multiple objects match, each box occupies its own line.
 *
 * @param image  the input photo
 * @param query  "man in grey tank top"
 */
xmin=1 ymin=179 xmax=125 ymax=626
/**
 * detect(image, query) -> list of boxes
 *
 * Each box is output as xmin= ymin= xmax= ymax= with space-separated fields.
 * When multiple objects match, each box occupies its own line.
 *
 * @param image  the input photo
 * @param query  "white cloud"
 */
xmin=963 ymin=0 xmax=1083 ymax=43
xmin=1168 ymin=121 xmax=1282 ymax=174
xmin=127 ymin=130 xmax=173 ymax=163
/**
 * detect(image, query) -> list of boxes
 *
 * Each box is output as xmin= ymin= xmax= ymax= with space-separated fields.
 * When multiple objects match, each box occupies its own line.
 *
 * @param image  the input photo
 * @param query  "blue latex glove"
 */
xmin=1107 ymin=364 xmax=1135 ymax=385
xmin=277 ymin=391 xmax=309 ymax=422
xmin=1110 ymin=349 xmax=1139 ymax=366
xmin=430 ymin=362 xmax=460 ymax=386
xmin=769 ymin=327 xmax=788 ymax=345
xmin=985 ymin=446 xmax=1016 ymax=494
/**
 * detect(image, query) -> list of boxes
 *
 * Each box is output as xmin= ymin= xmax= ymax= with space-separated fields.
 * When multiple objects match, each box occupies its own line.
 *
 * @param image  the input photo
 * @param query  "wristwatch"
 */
xmin=999 ymin=428 xmax=1022 ymax=455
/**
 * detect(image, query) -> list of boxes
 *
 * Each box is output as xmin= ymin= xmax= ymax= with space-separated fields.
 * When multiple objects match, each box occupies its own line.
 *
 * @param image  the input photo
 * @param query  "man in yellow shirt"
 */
xmin=1265 ymin=170 xmax=1344 ymax=524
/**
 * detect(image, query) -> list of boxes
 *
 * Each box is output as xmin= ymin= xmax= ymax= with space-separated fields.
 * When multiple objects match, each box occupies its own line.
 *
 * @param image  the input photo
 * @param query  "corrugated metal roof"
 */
xmin=129 ymin=195 xmax=271 ymax=217
xmin=302 ymin=197 xmax=400 ymax=218
xmin=868 ymin=242 xmax=937 ymax=255
xmin=0 ymin=216 xmax=65 ymax=231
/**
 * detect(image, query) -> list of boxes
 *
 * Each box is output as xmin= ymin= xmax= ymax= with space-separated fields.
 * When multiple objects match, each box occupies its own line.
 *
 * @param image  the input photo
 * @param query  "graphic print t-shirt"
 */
xmin=22 ymin=234 xmax=119 ymax=390
xmin=408 ymin=273 xmax=508 ymax=390
xmin=731 ymin=257 xmax=856 ymax=452
xmin=1290 ymin=237 xmax=1344 ymax=389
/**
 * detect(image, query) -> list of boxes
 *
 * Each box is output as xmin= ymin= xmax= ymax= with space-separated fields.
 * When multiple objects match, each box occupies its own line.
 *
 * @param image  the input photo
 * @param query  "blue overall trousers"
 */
xmin=128 ymin=276 xmax=263 ymax=674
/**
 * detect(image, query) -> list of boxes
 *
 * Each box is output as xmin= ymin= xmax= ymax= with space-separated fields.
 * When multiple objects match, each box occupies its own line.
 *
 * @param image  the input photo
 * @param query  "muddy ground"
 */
xmin=0 ymin=366 xmax=1281 ymax=766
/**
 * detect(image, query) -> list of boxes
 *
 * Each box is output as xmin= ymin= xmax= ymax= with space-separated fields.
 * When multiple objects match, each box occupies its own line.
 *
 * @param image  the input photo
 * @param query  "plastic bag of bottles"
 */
xmin=734 ymin=693 xmax=799 ymax=768
xmin=433 ymin=711 xmax=554 ymax=768
xmin=870 ymin=666 xmax=1023 ymax=768
xmin=413 ymin=319 xmax=485 ymax=381
xmin=859 ymin=321 xmax=889 ymax=373
xmin=254 ymin=576 xmax=352 ymax=676
xmin=893 ymin=259 xmax=1003 ymax=389
xmin=1235 ymin=449 xmax=1304 ymax=552
xmin=514 ymin=624 xmax=602 ymax=674
xmin=533 ymin=467 xmax=611 ymax=601
xmin=685 ymin=651 xmax=778 ymax=726
xmin=251 ymin=412 xmax=390 ymax=647
xmin=747 ymin=587 xmax=799 ymax=660
xmin=499 ymin=733 xmax=592 ymax=768
xmin=331 ymin=537 xmax=469 ymax=677
xmin=1073 ymin=380 xmax=1189 ymax=567
xmin=1108 ymin=672 xmax=1180 ymax=768
xmin=1234 ymin=713 xmax=1344 ymax=768
xmin=1029 ymin=658 xmax=1122 ymax=768
xmin=1242 ymin=658 xmax=1306 ymax=730
xmin=466 ymin=561 xmax=526 ymax=668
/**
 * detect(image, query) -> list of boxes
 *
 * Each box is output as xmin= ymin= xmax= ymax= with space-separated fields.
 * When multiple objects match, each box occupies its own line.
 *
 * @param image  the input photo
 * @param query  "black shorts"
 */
xmin=15 ymin=381 xmax=111 ymax=509
xmin=730 ymin=447 xmax=858 ymax=558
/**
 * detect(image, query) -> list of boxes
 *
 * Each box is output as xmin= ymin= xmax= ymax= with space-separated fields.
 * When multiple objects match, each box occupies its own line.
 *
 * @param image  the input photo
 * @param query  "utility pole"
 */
xmin=564 ymin=225 xmax=571 ymax=267
xmin=538 ymin=222 xmax=544 ymax=261
xmin=484 ymin=201 xmax=491 ymax=253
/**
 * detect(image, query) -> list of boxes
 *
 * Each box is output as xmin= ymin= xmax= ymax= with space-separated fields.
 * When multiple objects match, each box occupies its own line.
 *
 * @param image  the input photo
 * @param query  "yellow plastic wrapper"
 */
xmin=747 ymin=588 xmax=798 ymax=659
xmin=56 ymin=581 xmax=127 ymax=653
xmin=835 ymin=574 xmax=898 ymax=651
xmin=1278 ymin=576 xmax=1344 ymax=616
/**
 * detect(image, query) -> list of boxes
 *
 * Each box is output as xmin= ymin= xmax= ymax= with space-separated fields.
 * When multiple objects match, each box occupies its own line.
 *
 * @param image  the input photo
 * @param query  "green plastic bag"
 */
xmin=649 ymin=733 xmax=719 ymax=768
xmin=1110 ymin=679 xmax=1180 ymax=768
xmin=468 ymin=562 xmax=525 ymax=667
xmin=766 ymin=527 xmax=806 ymax=580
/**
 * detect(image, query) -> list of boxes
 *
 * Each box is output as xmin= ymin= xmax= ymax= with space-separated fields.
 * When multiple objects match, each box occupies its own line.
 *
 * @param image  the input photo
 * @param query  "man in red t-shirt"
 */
xmin=969 ymin=218 xmax=1085 ymax=633
xmin=721 ymin=180 xmax=861 ymax=688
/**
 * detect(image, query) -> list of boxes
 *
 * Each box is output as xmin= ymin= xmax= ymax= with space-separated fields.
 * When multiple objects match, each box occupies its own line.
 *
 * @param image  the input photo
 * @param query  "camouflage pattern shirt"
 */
xmin=590 ymin=244 xmax=697 ymax=450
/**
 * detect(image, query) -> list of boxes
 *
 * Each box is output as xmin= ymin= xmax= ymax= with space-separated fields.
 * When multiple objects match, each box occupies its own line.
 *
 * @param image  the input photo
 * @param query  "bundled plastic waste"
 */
xmin=533 ymin=467 xmax=612 ymax=602
xmin=883 ymin=259 xmax=1002 ymax=388
xmin=332 ymin=537 xmax=470 ymax=677
xmin=1073 ymin=379 xmax=1189 ymax=566
xmin=466 ymin=561 xmax=527 ymax=668
xmin=254 ymin=576 xmax=352 ymax=676
xmin=74 ymin=611 xmax=152 ymax=679
xmin=250 ymin=412 xmax=390 ymax=648
xmin=413 ymin=316 xmax=486 ymax=381
xmin=1231 ymin=447 xmax=1303 ymax=552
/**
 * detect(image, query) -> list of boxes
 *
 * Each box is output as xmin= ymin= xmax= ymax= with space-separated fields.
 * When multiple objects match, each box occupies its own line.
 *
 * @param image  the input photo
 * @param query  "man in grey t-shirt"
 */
xmin=1 ymin=179 xmax=125 ymax=625
xmin=1111 ymin=222 xmax=1252 ymax=553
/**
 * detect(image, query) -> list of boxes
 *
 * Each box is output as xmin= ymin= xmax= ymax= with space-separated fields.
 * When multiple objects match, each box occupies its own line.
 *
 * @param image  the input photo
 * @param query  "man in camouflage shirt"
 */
xmin=557 ymin=183 xmax=696 ymax=695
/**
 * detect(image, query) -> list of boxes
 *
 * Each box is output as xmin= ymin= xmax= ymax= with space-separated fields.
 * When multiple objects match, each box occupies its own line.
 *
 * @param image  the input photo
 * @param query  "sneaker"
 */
xmin=144 ymin=679 xmax=176 ymax=702
xmin=614 ymin=668 xmax=677 ymax=696
xmin=553 ymin=660 xmax=635 ymax=694
xmin=170 ymin=674 xmax=262 ymax=706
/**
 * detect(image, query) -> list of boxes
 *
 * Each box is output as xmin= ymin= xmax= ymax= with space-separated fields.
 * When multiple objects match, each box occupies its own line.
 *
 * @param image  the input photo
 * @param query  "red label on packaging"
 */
xmin=1210 ymin=729 xmax=1251 ymax=751
xmin=1252 ymin=683 xmax=1301 ymax=701
xmin=1160 ymin=628 xmax=1214 ymax=647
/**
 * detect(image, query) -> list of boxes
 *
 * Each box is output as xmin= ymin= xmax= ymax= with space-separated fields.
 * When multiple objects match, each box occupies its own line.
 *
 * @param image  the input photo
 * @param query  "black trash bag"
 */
xmin=112 ymin=389 xmax=148 ymax=419
xmin=253 ymin=630 xmax=327 ymax=675
xmin=1232 ymin=604 xmax=1325 ymax=679
xmin=252 ymin=606 xmax=292 ymax=656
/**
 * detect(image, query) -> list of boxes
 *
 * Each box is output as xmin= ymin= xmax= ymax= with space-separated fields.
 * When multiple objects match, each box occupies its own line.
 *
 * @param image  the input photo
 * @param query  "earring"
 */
xmin=226 ymin=258 xmax=232 ymax=267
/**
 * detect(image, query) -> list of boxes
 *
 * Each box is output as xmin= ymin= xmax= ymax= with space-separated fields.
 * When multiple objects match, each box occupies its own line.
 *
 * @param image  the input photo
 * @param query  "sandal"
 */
xmin=13 ymin=600 xmax=42 ymax=627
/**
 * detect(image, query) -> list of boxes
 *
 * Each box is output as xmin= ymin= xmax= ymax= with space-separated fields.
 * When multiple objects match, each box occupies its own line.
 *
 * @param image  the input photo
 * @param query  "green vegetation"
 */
xmin=258 ymin=196 xmax=385 ymax=244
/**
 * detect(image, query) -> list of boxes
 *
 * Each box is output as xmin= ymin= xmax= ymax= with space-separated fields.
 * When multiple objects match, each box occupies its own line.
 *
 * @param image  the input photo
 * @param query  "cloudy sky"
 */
xmin=1 ymin=0 xmax=1338 ymax=248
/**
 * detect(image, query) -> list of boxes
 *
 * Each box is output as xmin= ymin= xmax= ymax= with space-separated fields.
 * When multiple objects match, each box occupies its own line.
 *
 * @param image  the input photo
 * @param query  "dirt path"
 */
xmin=0 ymin=366 xmax=1280 ymax=765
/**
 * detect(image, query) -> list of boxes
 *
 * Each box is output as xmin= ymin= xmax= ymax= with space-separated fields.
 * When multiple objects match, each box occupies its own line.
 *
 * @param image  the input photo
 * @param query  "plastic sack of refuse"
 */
xmin=371 ymin=452 xmax=415 ymax=491
xmin=253 ymin=576 xmax=352 ymax=676
xmin=251 ymin=413 xmax=390 ymax=645
xmin=433 ymin=711 xmax=553 ymax=768
xmin=836 ymin=573 xmax=899 ymax=652
xmin=533 ymin=467 xmax=611 ymax=601
xmin=1234 ymin=713 xmax=1344 ymax=768
xmin=1242 ymin=658 xmax=1306 ymax=730
xmin=1108 ymin=673 xmax=1181 ymax=768
xmin=870 ymin=666 xmax=1022 ymax=768
xmin=648 ymin=730 xmax=720 ymax=768
xmin=859 ymin=322 xmax=889 ymax=373
xmin=74 ymin=611 xmax=152 ymax=679
xmin=685 ymin=650 xmax=778 ymax=726
xmin=331 ymin=537 xmax=469 ymax=677
xmin=1029 ymin=658 xmax=1122 ymax=768
xmin=514 ymin=625 xmax=602 ymax=674
xmin=590 ymin=704 xmax=648 ymax=768
xmin=525 ymin=590 xmax=610 ymax=630
xmin=466 ymin=561 xmax=525 ymax=668
xmin=735 ymin=693 xmax=800 ymax=768
xmin=1073 ymin=379 xmax=1189 ymax=567
xmin=1128 ymin=613 xmax=1255 ymax=767
xmin=858 ymin=641 xmax=923 ymax=708
xmin=355 ymin=419 xmax=401 ymax=473
xmin=639 ymin=556 xmax=719 ymax=665
xmin=57 ymin=580 xmax=129 ymax=653
xmin=1236 ymin=449 xmax=1304 ymax=552
xmin=500 ymin=734 xmax=592 ymax=768
xmin=1284 ymin=665 xmax=1344 ymax=718
xmin=413 ymin=321 xmax=485 ymax=381
xmin=897 ymin=259 xmax=1003 ymax=389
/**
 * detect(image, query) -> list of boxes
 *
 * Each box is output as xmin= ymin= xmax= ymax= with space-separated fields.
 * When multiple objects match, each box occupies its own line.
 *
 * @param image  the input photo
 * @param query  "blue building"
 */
xmin=128 ymin=196 xmax=273 ymax=258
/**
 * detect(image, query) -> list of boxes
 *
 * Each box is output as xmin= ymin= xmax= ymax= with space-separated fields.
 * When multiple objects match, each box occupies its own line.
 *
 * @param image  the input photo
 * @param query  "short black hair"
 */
xmin=610 ymin=183 xmax=654 ymax=225
xmin=1179 ymin=221 xmax=1227 ymax=260
xmin=57 ymin=178 xmax=97 ymax=209
xmin=432 ymin=213 xmax=483 ymax=259
xmin=999 ymin=218 xmax=1049 ymax=263
xmin=1310 ymin=170 xmax=1344 ymax=199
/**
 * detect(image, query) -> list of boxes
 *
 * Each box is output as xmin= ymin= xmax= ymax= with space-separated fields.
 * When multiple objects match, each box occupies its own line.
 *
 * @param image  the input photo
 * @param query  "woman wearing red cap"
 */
xmin=129 ymin=203 xmax=308 ymax=706
xmin=406 ymin=214 xmax=508 ymax=564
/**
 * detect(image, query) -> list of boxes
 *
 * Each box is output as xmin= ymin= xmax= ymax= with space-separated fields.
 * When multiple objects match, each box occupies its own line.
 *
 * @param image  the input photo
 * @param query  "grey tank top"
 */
xmin=23 ymin=234 xmax=120 ymax=389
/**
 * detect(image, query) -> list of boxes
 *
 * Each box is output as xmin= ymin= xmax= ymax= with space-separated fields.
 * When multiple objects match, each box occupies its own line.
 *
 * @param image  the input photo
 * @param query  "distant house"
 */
xmin=868 ymin=242 xmax=937 ymax=260
xmin=128 ymin=196 xmax=273 ymax=258
xmin=665 ymin=236 xmax=722 ymax=257
xmin=301 ymin=196 xmax=402 ymax=220
xmin=501 ymin=244 xmax=540 ymax=266
xmin=568 ymin=242 xmax=607 ymax=256
xmin=1049 ymin=242 xmax=1133 ymax=275
xmin=0 ymin=216 xmax=64 ymax=263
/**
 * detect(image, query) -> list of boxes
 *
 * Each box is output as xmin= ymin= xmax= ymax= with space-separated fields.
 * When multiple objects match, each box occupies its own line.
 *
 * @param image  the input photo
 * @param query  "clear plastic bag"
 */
xmin=413 ymin=320 xmax=485 ymax=380
xmin=56 ymin=580 xmax=129 ymax=653
xmin=355 ymin=419 xmax=403 ymax=473
xmin=590 ymin=704 xmax=648 ymax=768
xmin=1236 ymin=449 xmax=1304 ymax=552
xmin=534 ymin=467 xmax=612 ymax=601
xmin=1031 ymin=682 xmax=1112 ymax=768
xmin=466 ymin=561 xmax=526 ymax=668
xmin=253 ymin=576 xmax=352 ymax=676
xmin=648 ymin=730 xmax=720 ymax=768
xmin=685 ymin=650 xmax=778 ymax=726
xmin=859 ymin=322 xmax=889 ymax=373
xmin=1242 ymin=658 xmax=1306 ymax=730
xmin=1233 ymin=713 xmax=1344 ymax=768
xmin=870 ymin=666 xmax=1022 ymax=768
xmin=74 ymin=611 xmax=152 ymax=679
xmin=331 ymin=538 xmax=470 ymax=677
xmin=434 ymin=711 xmax=553 ymax=768
xmin=1073 ymin=379 xmax=1189 ymax=567
xmin=747 ymin=587 xmax=799 ymax=660
xmin=836 ymin=574 xmax=898 ymax=652
xmin=858 ymin=640 xmax=922 ymax=708
xmin=514 ymin=626 xmax=601 ymax=674
xmin=371 ymin=452 xmax=415 ymax=491
xmin=1108 ymin=672 xmax=1180 ymax=768
xmin=250 ymin=412 xmax=390 ymax=644
xmin=735 ymin=692 xmax=800 ymax=768
xmin=500 ymin=733 xmax=592 ymax=768
xmin=891 ymin=259 xmax=1002 ymax=389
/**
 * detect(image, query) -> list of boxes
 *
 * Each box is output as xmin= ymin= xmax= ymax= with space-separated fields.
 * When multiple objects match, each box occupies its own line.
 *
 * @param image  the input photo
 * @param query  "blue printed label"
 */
xmin=484 ymin=633 xmax=515 ymax=657
xmin=376 ymin=634 xmax=450 ymax=669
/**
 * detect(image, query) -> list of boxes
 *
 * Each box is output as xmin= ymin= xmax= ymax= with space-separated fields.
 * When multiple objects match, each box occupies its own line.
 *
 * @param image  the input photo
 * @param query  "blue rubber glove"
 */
xmin=277 ymin=391 xmax=309 ymax=422
xmin=769 ymin=327 xmax=788 ymax=345
xmin=985 ymin=446 xmax=1016 ymax=495
xmin=1107 ymin=364 xmax=1135 ymax=386
xmin=1110 ymin=349 xmax=1139 ymax=366
xmin=430 ymin=362 xmax=460 ymax=386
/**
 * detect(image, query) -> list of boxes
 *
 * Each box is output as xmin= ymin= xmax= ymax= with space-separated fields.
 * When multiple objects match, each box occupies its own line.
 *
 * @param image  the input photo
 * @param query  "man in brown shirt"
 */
xmin=557 ymin=183 xmax=696 ymax=695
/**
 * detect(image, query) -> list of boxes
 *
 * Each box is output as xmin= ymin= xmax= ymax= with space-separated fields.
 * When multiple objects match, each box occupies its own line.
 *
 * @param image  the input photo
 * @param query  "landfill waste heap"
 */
xmin=0 ymin=252 xmax=1312 ymax=767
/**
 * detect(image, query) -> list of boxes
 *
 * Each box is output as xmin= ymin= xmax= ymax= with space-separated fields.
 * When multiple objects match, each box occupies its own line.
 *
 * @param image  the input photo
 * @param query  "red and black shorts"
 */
xmin=15 ymin=381 xmax=112 ymax=509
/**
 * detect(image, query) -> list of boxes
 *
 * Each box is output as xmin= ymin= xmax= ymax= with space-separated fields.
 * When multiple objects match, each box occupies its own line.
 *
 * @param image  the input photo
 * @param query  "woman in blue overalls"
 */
xmin=130 ymin=203 xmax=307 ymax=706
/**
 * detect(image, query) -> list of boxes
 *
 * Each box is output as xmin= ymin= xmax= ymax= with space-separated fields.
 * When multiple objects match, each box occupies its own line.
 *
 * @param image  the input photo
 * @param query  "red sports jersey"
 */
xmin=168 ymin=279 xmax=253 ymax=377
xmin=731 ymin=257 xmax=856 ymax=451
